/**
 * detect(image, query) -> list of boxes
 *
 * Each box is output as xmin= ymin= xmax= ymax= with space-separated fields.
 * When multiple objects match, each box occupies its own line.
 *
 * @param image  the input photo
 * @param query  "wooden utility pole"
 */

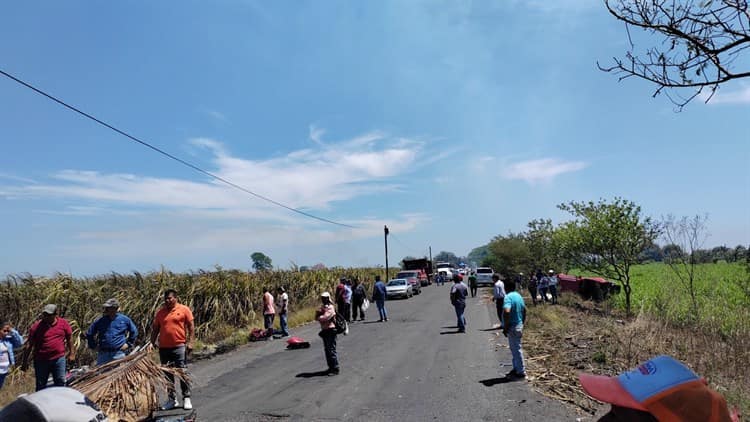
xmin=384 ymin=225 xmax=390 ymax=281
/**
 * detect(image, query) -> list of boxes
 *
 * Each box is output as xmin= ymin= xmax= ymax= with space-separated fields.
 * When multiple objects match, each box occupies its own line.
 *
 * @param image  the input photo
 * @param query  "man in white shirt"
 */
xmin=492 ymin=275 xmax=506 ymax=328
xmin=277 ymin=286 xmax=289 ymax=337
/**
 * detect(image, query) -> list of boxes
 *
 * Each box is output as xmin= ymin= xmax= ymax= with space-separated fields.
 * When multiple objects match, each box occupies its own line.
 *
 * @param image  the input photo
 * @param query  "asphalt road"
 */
xmin=189 ymin=283 xmax=581 ymax=421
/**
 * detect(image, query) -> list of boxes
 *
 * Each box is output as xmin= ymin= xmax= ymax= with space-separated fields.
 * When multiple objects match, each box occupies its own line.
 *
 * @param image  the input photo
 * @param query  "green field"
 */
xmin=577 ymin=262 xmax=749 ymax=334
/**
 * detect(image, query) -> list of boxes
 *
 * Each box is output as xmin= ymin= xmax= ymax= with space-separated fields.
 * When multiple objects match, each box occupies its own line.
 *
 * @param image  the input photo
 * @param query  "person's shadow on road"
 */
xmin=479 ymin=326 xmax=503 ymax=331
xmin=295 ymin=370 xmax=331 ymax=378
xmin=439 ymin=330 xmax=464 ymax=335
xmin=479 ymin=377 xmax=513 ymax=386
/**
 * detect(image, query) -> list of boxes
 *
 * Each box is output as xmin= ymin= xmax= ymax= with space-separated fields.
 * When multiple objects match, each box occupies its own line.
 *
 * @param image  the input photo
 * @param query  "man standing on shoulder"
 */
xmin=276 ymin=287 xmax=289 ymax=337
xmin=342 ymin=280 xmax=353 ymax=323
xmin=21 ymin=304 xmax=75 ymax=391
xmin=262 ymin=287 xmax=276 ymax=335
xmin=450 ymin=275 xmax=469 ymax=333
xmin=352 ymin=279 xmax=367 ymax=322
xmin=372 ymin=276 xmax=388 ymax=322
xmin=468 ymin=272 xmax=478 ymax=298
xmin=502 ymin=278 xmax=527 ymax=380
xmin=492 ymin=274 xmax=506 ymax=328
xmin=150 ymin=289 xmax=194 ymax=411
xmin=315 ymin=292 xmax=339 ymax=375
xmin=85 ymin=298 xmax=138 ymax=365
xmin=547 ymin=270 xmax=559 ymax=304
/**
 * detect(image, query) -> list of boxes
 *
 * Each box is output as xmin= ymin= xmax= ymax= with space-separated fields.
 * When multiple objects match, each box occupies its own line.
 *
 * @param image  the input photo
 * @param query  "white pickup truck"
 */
xmin=435 ymin=262 xmax=456 ymax=281
xmin=475 ymin=267 xmax=495 ymax=286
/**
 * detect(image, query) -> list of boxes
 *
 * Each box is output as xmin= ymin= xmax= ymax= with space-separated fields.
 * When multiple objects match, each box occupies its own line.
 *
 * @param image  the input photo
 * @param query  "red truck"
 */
xmin=401 ymin=258 xmax=433 ymax=285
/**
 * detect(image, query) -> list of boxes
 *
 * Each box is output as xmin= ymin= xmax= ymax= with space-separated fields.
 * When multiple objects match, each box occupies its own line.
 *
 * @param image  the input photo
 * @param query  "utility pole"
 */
xmin=429 ymin=246 xmax=433 ymax=282
xmin=384 ymin=225 xmax=390 ymax=281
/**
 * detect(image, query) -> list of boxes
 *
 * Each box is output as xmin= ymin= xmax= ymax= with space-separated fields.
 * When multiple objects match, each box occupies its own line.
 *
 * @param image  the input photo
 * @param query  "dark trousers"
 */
xmin=337 ymin=300 xmax=351 ymax=322
xmin=159 ymin=346 xmax=190 ymax=399
xmin=470 ymin=285 xmax=477 ymax=297
xmin=549 ymin=285 xmax=558 ymax=304
xmin=495 ymin=299 xmax=504 ymax=327
xmin=264 ymin=313 xmax=275 ymax=330
xmin=352 ymin=299 xmax=365 ymax=320
xmin=319 ymin=329 xmax=339 ymax=370
xmin=34 ymin=356 xmax=66 ymax=391
xmin=529 ymin=287 xmax=538 ymax=305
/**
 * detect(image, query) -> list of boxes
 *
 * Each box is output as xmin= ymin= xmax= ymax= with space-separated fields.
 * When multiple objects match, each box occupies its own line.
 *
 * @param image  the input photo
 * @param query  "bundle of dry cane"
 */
xmin=69 ymin=345 xmax=190 ymax=422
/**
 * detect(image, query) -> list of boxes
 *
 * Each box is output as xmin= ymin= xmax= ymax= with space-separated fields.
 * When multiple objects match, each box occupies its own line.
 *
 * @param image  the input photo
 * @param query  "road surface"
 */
xmin=189 ymin=282 xmax=581 ymax=421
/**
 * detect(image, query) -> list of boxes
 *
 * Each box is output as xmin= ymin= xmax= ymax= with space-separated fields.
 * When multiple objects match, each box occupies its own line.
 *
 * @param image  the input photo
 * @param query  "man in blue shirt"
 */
xmin=85 ymin=298 xmax=138 ymax=365
xmin=371 ymin=276 xmax=388 ymax=322
xmin=502 ymin=278 xmax=526 ymax=379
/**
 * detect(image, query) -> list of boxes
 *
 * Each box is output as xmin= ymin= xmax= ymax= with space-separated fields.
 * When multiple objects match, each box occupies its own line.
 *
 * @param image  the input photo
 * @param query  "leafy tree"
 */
xmin=250 ymin=252 xmax=273 ymax=272
xmin=662 ymin=243 xmax=685 ymax=261
xmin=732 ymin=245 xmax=748 ymax=262
xmin=600 ymin=0 xmax=750 ymax=109
xmin=467 ymin=245 xmax=490 ymax=267
xmin=555 ymin=198 xmax=660 ymax=316
xmin=639 ymin=240 xmax=664 ymax=263
xmin=486 ymin=233 xmax=532 ymax=280
xmin=433 ymin=251 xmax=459 ymax=267
xmin=711 ymin=245 xmax=730 ymax=263
xmin=525 ymin=218 xmax=563 ymax=273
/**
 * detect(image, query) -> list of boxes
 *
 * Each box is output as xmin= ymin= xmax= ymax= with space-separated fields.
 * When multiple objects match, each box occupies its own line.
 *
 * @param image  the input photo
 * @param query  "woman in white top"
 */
xmin=0 ymin=321 xmax=24 ymax=389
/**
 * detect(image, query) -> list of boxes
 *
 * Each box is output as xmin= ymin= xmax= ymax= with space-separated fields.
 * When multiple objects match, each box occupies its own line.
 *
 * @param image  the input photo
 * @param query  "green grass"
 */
xmin=574 ymin=262 xmax=749 ymax=334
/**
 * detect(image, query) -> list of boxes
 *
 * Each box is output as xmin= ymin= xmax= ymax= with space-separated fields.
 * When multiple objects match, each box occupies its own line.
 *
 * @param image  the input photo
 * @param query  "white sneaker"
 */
xmin=160 ymin=399 xmax=179 ymax=410
xmin=183 ymin=397 xmax=193 ymax=410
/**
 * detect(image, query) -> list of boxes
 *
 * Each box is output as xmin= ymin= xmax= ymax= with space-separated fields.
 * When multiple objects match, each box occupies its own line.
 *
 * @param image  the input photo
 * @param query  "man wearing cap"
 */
xmin=84 ymin=298 xmax=138 ymax=365
xmin=20 ymin=304 xmax=75 ymax=391
xmin=150 ymin=289 xmax=194 ymax=410
xmin=315 ymin=292 xmax=339 ymax=375
xmin=579 ymin=355 xmax=738 ymax=421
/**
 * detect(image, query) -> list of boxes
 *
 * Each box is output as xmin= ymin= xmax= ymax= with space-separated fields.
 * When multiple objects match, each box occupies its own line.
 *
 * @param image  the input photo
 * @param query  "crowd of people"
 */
xmin=0 ymin=289 xmax=195 ymax=411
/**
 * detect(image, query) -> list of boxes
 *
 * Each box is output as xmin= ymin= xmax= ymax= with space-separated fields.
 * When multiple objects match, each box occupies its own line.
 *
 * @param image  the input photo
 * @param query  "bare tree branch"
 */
xmin=602 ymin=0 xmax=750 ymax=110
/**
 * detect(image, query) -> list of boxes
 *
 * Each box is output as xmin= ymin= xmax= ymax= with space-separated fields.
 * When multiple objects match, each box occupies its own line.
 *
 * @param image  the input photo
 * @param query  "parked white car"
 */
xmin=475 ymin=267 xmax=495 ymax=287
xmin=386 ymin=278 xmax=413 ymax=299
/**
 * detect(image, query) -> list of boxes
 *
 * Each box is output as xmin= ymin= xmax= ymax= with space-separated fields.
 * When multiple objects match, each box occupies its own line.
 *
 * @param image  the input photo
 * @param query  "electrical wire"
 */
xmin=0 ymin=68 xmax=355 ymax=228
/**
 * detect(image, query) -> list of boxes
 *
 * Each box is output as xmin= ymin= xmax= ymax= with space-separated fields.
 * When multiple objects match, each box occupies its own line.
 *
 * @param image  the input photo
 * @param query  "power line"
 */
xmin=0 ymin=68 xmax=355 ymax=228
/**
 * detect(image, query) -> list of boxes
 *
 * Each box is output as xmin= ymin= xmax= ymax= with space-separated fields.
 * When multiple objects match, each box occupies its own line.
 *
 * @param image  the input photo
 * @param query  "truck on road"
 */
xmin=402 ymin=258 xmax=433 ymax=284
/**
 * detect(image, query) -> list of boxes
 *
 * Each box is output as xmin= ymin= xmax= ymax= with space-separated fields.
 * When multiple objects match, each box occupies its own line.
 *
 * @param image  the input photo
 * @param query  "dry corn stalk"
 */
xmin=69 ymin=346 xmax=189 ymax=422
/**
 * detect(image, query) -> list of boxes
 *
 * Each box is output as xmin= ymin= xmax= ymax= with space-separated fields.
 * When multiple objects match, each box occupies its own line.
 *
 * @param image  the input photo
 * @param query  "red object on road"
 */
xmin=286 ymin=337 xmax=310 ymax=349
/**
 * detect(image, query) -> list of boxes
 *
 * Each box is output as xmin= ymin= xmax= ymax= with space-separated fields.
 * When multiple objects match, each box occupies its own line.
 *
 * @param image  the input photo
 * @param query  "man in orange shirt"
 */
xmin=150 ymin=289 xmax=195 ymax=411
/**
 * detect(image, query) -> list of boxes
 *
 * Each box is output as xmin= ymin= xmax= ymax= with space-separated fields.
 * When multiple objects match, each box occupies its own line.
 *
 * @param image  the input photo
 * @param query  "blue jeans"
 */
xmin=454 ymin=303 xmax=466 ymax=331
xmin=279 ymin=312 xmax=289 ymax=336
xmin=97 ymin=349 xmax=126 ymax=366
xmin=549 ymin=285 xmax=558 ymax=304
xmin=507 ymin=324 xmax=525 ymax=375
xmin=376 ymin=299 xmax=387 ymax=320
xmin=34 ymin=356 xmax=66 ymax=391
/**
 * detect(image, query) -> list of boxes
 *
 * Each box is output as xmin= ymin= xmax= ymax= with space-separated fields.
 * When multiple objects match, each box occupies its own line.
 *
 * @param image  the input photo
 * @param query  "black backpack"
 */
xmin=332 ymin=313 xmax=348 ymax=335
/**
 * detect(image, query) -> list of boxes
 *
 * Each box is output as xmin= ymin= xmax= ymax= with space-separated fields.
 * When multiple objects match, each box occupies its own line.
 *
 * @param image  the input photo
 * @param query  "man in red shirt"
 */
xmin=150 ymin=289 xmax=195 ymax=410
xmin=20 ymin=304 xmax=75 ymax=391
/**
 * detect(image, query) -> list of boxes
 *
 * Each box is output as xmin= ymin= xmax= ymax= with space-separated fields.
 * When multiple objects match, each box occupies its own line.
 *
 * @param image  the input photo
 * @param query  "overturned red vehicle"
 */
xmin=557 ymin=273 xmax=620 ymax=301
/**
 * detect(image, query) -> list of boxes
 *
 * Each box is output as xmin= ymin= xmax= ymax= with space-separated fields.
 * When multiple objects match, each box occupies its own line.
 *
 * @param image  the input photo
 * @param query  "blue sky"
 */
xmin=1 ymin=1 xmax=748 ymax=277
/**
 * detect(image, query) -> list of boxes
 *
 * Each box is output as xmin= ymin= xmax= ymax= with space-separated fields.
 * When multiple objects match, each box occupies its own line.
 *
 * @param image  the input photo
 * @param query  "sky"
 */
xmin=1 ymin=1 xmax=748 ymax=277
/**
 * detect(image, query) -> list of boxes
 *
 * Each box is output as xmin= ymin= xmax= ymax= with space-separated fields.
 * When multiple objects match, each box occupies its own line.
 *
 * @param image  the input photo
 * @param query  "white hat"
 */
xmin=548 ymin=269 xmax=554 ymax=274
xmin=321 ymin=292 xmax=331 ymax=298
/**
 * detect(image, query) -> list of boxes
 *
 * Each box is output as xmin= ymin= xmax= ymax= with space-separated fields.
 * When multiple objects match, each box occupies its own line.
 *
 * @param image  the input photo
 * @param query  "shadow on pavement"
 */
xmin=478 ymin=377 xmax=514 ymax=386
xmin=295 ymin=370 xmax=331 ymax=378
xmin=361 ymin=321 xmax=383 ymax=324
xmin=439 ymin=330 xmax=464 ymax=335
xmin=479 ymin=326 xmax=503 ymax=331
xmin=440 ymin=326 xmax=458 ymax=329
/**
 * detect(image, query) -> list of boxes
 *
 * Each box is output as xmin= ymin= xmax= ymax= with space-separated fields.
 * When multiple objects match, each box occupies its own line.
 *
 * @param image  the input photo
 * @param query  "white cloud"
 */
xmin=503 ymin=158 xmax=587 ymax=185
xmin=309 ymin=124 xmax=326 ymax=146
xmin=4 ymin=131 xmax=425 ymax=220
xmin=707 ymin=85 xmax=750 ymax=105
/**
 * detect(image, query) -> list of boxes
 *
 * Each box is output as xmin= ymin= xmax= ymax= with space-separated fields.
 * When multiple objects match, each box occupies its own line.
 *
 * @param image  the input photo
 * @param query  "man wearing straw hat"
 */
xmin=84 ymin=298 xmax=138 ymax=365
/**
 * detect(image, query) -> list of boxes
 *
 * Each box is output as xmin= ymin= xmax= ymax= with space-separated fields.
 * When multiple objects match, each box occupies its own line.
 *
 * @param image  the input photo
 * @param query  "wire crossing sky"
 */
xmin=0 ymin=1 xmax=747 ymax=276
